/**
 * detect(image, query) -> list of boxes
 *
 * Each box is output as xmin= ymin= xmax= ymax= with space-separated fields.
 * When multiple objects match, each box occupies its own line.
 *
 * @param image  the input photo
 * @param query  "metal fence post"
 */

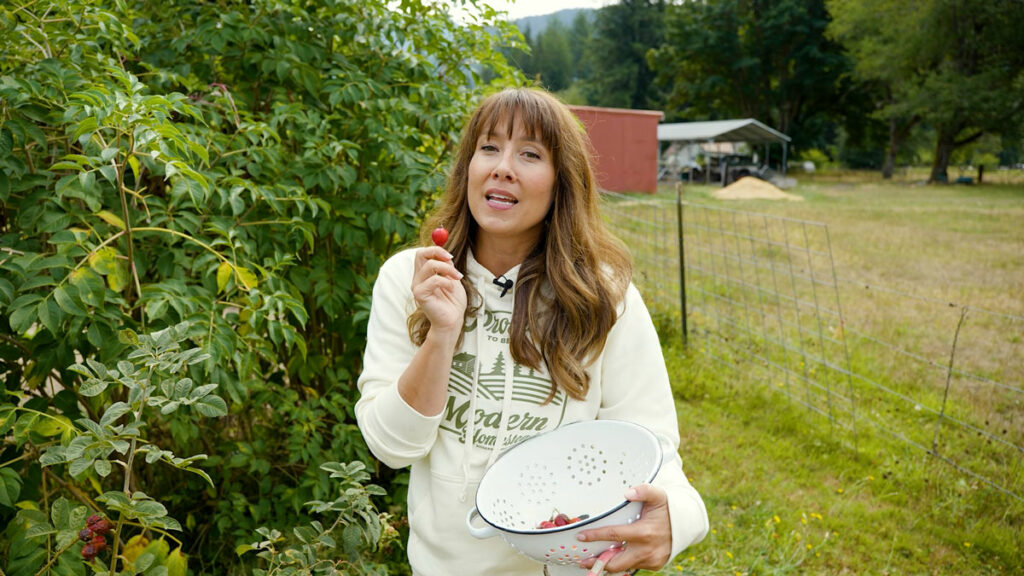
xmin=676 ymin=182 xmax=688 ymax=344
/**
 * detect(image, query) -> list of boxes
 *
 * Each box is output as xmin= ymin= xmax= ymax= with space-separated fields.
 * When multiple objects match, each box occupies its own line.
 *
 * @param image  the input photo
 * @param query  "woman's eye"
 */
xmin=523 ymin=150 xmax=541 ymax=160
xmin=480 ymin=144 xmax=498 ymax=152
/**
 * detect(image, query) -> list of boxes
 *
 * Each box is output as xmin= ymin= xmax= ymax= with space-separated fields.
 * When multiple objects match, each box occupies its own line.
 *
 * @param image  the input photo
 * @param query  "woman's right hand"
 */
xmin=411 ymin=246 xmax=467 ymax=339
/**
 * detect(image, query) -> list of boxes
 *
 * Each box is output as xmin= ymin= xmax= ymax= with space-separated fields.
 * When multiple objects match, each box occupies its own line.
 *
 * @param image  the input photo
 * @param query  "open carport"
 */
xmin=657 ymin=118 xmax=791 ymax=185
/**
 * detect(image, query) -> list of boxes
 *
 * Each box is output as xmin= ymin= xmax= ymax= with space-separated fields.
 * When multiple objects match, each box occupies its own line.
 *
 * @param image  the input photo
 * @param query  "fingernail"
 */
xmin=455 ymin=271 xmax=464 ymax=279
xmin=445 ymin=251 xmax=454 ymax=259
xmin=577 ymin=533 xmax=587 ymax=542
xmin=624 ymin=488 xmax=638 ymax=500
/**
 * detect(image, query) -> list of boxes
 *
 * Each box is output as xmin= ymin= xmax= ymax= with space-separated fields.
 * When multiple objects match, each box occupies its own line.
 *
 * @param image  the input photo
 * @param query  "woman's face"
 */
xmin=467 ymin=119 xmax=556 ymax=250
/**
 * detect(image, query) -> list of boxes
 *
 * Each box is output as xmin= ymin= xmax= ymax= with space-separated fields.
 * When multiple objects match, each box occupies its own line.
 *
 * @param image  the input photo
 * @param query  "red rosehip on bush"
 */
xmin=87 ymin=516 xmax=113 ymax=534
xmin=78 ymin=528 xmax=94 ymax=542
xmin=81 ymin=543 xmax=97 ymax=560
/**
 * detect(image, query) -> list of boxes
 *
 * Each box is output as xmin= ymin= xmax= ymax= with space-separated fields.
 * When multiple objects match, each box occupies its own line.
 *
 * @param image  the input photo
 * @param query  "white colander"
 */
xmin=465 ymin=420 xmax=663 ymax=575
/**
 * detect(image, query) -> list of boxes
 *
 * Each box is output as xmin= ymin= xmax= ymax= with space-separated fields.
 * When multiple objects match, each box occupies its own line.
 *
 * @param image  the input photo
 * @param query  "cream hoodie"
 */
xmin=356 ymin=248 xmax=708 ymax=576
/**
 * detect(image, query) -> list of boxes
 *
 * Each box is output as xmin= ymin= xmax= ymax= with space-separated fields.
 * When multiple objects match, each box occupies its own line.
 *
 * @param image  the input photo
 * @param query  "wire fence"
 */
xmin=601 ymin=189 xmax=1024 ymax=504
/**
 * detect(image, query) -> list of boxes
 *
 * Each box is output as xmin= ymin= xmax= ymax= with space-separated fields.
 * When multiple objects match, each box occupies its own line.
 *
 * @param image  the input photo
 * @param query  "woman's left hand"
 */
xmin=576 ymin=483 xmax=672 ymax=573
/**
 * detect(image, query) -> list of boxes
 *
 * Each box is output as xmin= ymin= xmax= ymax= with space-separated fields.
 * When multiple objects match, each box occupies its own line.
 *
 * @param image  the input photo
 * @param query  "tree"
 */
xmin=828 ymin=0 xmax=1024 ymax=182
xmin=569 ymin=11 xmax=595 ymax=85
xmin=827 ymin=0 xmax=929 ymax=177
xmin=533 ymin=19 xmax=574 ymax=91
xmin=650 ymin=0 xmax=854 ymax=153
xmin=585 ymin=0 xmax=668 ymax=110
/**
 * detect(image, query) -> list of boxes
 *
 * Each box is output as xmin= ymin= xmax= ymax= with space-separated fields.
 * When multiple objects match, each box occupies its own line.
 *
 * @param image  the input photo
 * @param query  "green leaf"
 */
xmin=0 ymin=467 xmax=22 ymax=507
xmin=88 ymin=246 xmax=118 ymax=275
xmin=32 ymin=414 xmax=72 ymax=437
xmin=194 ymin=395 xmax=227 ymax=417
xmin=164 ymin=541 xmax=187 ymax=573
xmin=99 ymin=164 xmax=118 ymax=186
xmin=183 ymin=467 xmax=213 ymax=488
xmin=135 ymin=551 xmax=156 ymax=572
xmin=0 ymin=277 xmax=13 ymax=306
xmin=134 ymin=499 xmax=168 ymax=518
xmin=100 ymin=402 xmax=131 ymax=426
xmin=189 ymin=384 xmax=218 ymax=400
xmin=216 ymin=261 xmax=232 ymax=293
xmin=0 ymin=127 xmax=12 ymax=157
xmin=108 ymin=259 xmax=129 ymax=292
xmin=71 ymin=116 xmax=99 ymax=143
xmin=40 ymin=445 xmax=69 ymax=467
xmin=94 ymin=459 xmax=112 ymax=477
xmin=235 ymin=543 xmax=254 ymax=556
xmin=50 ymin=497 xmax=72 ymax=528
xmin=235 ymin=266 xmax=258 ymax=290
xmin=8 ymin=301 xmax=38 ymax=333
xmin=13 ymin=412 xmax=39 ymax=444
xmin=96 ymin=210 xmax=126 ymax=229
xmin=53 ymin=285 xmax=87 ymax=316
xmin=100 ymin=147 xmax=119 ymax=163
xmin=169 ymin=378 xmax=190 ymax=399
xmin=69 ymin=458 xmax=94 ymax=477
xmin=49 ymin=161 xmax=84 ymax=171
xmin=0 ymin=405 xmax=15 ymax=436
xmin=36 ymin=296 xmax=63 ymax=334
xmin=128 ymin=155 xmax=141 ymax=182
xmin=80 ymin=378 xmax=109 ymax=397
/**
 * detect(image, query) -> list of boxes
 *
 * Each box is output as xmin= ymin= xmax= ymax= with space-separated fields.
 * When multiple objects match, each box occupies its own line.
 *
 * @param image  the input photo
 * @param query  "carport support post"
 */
xmin=676 ymin=182 xmax=688 ymax=344
xmin=782 ymin=142 xmax=788 ymax=175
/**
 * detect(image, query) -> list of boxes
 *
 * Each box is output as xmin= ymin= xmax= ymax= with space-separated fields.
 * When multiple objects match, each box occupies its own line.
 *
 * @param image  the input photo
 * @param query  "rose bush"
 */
xmin=0 ymin=0 xmax=523 ymax=573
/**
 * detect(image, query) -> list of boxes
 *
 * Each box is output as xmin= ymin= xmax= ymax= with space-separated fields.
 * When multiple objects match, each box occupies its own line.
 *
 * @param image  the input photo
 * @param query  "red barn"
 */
xmin=569 ymin=105 xmax=664 ymax=194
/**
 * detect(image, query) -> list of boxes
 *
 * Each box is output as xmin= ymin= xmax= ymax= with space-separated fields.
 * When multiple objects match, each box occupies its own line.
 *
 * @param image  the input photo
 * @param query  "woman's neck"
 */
xmin=472 ymin=233 xmax=537 ymax=278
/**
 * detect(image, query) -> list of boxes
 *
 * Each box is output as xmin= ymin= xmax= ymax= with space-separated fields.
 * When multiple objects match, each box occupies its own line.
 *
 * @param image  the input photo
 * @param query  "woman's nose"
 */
xmin=491 ymin=153 xmax=515 ymax=181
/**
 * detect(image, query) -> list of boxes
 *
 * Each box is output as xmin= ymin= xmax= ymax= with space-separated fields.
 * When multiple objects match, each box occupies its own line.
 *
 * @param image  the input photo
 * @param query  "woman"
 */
xmin=356 ymin=87 xmax=708 ymax=575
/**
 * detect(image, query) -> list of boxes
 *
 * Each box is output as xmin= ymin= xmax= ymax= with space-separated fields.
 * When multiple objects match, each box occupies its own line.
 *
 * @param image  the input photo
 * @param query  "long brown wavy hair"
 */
xmin=410 ymin=87 xmax=632 ymax=402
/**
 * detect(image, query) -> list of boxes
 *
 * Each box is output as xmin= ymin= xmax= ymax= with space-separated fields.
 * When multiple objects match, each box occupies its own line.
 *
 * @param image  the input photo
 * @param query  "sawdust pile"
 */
xmin=713 ymin=177 xmax=803 ymax=201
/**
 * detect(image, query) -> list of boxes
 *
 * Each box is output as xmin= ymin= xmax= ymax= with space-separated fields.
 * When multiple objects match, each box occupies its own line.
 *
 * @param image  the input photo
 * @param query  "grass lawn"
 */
xmin=631 ymin=171 xmax=1024 ymax=575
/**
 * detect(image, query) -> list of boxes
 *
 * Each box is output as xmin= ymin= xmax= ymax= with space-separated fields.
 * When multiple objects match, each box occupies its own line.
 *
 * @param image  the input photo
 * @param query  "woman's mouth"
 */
xmin=486 ymin=191 xmax=518 ymax=209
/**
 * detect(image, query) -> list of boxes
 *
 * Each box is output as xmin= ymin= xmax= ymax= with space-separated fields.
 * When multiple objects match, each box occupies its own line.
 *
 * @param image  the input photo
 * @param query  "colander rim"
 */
xmin=473 ymin=419 xmax=663 ymax=535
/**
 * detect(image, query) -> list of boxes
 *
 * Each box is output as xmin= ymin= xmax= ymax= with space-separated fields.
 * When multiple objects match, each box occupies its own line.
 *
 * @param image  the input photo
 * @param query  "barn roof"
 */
xmin=657 ymin=118 xmax=790 ymax=144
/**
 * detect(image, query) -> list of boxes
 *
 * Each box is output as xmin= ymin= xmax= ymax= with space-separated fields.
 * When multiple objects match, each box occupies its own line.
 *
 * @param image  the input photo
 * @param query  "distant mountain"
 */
xmin=512 ymin=8 xmax=595 ymax=35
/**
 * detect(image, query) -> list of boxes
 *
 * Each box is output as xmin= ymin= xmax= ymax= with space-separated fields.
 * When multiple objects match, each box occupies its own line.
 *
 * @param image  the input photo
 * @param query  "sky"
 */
xmin=466 ymin=0 xmax=616 ymax=20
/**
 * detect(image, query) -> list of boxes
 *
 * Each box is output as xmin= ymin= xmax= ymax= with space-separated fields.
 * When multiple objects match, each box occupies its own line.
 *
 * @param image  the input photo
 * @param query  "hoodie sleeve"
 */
xmin=597 ymin=283 xmax=709 ymax=563
xmin=356 ymin=249 xmax=444 ymax=469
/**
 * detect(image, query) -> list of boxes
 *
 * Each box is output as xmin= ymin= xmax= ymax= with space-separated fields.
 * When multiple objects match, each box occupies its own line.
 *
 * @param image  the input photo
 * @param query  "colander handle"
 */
xmin=465 ymin=507 xmax=499 ymax=539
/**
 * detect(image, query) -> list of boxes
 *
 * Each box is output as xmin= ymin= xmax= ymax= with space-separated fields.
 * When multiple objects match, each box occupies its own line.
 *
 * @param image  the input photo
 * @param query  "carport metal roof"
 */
xmin=657 ymin=118 xmax=790 ymax=144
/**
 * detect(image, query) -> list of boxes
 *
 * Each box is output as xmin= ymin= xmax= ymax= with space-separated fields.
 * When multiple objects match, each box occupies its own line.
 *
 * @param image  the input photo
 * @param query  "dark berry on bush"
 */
xmin=88 ymin=517 xmax=113 ymax=534
xmin=79 ymin=528 xmax=94 ymax=542
xmin=81 ymin=544 xmax=97 ymax=560
xmin=86 ymin=514 xmax=102 ymax=526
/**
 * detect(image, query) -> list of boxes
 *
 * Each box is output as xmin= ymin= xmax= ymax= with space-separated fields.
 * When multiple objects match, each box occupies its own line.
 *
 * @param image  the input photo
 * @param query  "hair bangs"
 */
xmin=473 ymin=89 xmax=563 ymax=159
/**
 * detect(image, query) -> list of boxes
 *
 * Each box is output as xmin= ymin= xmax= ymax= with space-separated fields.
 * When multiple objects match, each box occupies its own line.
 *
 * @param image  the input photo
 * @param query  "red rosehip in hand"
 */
xmin=431 ymin=226 xmax=449 ymax=247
